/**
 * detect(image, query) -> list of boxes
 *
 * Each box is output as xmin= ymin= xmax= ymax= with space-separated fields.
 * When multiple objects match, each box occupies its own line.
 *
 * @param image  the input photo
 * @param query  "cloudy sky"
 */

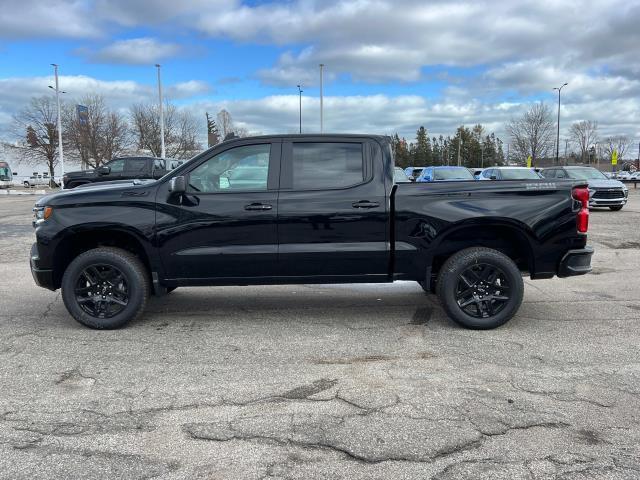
xmin=1 ymin=0 xmax=639 ymax=152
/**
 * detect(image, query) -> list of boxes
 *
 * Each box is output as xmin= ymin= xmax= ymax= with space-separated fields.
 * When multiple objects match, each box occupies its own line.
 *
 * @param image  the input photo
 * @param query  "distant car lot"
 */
xmin=1 ymin=192 xmax=640 ymax=478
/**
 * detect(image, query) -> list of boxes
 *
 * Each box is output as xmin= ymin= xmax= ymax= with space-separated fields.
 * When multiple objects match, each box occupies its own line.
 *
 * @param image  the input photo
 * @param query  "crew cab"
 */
xmin=62 ymin=156 xmax=179 ymax=189
xmin=30 ymin=134 xmax=593 ymax=330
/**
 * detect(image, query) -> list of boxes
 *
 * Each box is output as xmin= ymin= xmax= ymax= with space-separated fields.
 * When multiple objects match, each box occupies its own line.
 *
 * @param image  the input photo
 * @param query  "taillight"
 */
xmin=572 ymin=186 xmax=589 ymax=233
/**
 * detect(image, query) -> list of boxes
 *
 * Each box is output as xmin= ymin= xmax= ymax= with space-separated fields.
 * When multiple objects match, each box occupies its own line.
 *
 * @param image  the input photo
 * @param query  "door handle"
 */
xmin=352 ymin=201 xmax=380 ymax=209
xmin=244 ymin=203 xmax=273 ymax=211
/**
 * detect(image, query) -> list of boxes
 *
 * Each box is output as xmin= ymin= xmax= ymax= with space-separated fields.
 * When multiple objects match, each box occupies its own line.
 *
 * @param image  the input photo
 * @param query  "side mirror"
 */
xmin=169 ymin=175 xmax=186 ymax=194
xmin=13 ymin=172 xmax=18 ymax=176
xmin=490 ymin=175 xmax=497 ymax=180
xmin=98 ymin=166 xmax=110 ymax=175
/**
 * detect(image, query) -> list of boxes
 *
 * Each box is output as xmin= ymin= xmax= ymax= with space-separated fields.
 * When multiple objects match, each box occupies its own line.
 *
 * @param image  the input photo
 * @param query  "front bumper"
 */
xmin=30 ymin=243 xmax=56 ymax=291
xmin=557 ymin=247 xmax=594 ymax=277
xmin=589 ymin=197 xmax=627 ymax=207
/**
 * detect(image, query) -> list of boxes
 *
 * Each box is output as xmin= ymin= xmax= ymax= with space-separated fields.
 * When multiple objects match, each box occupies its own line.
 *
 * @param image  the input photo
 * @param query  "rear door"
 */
xmin=276 ymin=138 xmax=389 ymax=279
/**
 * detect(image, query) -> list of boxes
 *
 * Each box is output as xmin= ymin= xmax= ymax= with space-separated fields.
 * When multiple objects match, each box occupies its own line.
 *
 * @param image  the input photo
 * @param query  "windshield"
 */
xmin=566 ymin=168 xmax=607 ymax=180
xmin=433 ymin=168 xmax=474 ymax=180
xmin=500 ymin=168 xmax=541 ymax=180
xmin=0 ymin=166 xmax=11 ymax=180
xmin=394 ymin=168 xmax=410 ymax=182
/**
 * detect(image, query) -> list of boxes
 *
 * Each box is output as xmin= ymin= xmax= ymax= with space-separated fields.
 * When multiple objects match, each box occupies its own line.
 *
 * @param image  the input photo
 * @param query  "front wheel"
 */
xmin=61 ymin=247 xmax=149 ymax=329
xmin=609 ymin=205 xmax=623 ymax=211
xmin=436 ymin=247 xmax=524 ymax=329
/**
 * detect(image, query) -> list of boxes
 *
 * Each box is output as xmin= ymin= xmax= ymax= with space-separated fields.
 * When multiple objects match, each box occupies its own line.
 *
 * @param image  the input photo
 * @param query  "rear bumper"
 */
xmin=557 ymin=246 xmax=594 ymax=277
xmin=30 ymin=243 xmax=56 ymax=291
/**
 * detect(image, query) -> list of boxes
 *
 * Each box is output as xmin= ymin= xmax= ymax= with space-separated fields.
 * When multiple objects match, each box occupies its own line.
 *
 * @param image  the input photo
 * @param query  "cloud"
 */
xmin=0 ymin=75 xmax=210 ymax=138
xmin=0 ymin=0 xmax=100 ymax=39
xmin=84 ymin=38 xmax=183 ymax=65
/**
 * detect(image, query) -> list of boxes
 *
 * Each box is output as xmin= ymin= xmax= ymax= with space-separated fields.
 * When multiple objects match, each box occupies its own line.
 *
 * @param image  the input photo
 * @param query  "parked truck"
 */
xmin=62 ymin=156 xmax=180 ymax=189
xmin=31 ymin=134 xmax=593 ymax=330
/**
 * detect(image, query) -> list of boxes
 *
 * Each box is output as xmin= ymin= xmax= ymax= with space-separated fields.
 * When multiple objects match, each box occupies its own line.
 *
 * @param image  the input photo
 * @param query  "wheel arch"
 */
xmin=426 ymin=219 xmax=537 ymax=281
xmin=52 ymin=226 xmax=153 ymax=289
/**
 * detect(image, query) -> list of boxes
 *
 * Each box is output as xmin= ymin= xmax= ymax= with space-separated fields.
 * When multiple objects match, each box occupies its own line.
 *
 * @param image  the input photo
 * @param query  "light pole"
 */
xmin=553 ymin=82 xmax=568 ymax=164
xmin=155 ymin=64 xmax=166 ymax=159
xmin=49 ymin=64 xmax=65 ymax=188
xmin=319 ymin=64 xmax=324 ymax=133
xmin=297 ymin=84 xmax=303 ymax=134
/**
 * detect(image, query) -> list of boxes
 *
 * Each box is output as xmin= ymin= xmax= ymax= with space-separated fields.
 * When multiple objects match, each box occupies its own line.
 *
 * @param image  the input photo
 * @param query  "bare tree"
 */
xmin=130 ymin=102 xmax=201 ymax=159
xmin=216 ymin=109 xmax=249 ymax=140
xmin=602 ymin=135 xmax=629 ymax=163
xmin=12 ymin=96 xmax=60 ymax=185
xmin=506 ymin=103 xmax=554 ymax=166
xmin=569 ymin=120 xmax=598 ymax=164
xmin=63 ymin=95 xmax=130 ymax=169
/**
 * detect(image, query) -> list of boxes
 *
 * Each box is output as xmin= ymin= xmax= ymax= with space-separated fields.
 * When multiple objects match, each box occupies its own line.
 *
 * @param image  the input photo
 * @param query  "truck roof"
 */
xmin=219 ymin=133 xmax=391 ymax=145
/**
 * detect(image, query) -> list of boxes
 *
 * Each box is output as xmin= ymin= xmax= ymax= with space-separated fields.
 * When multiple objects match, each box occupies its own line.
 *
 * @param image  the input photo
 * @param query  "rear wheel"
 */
xmin=436 ymin=247 xmax=524 ymax=329
xmin=61 ymin=247 xmax=149 ymax=329
xmin=609 ymin=205 xmax=623 ymax=211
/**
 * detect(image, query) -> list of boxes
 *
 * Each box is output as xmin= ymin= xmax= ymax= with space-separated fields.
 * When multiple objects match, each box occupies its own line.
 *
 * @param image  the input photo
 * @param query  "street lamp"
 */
xmin=297 ymin=85 xmax=303 ymax=134
xmin=553 ymin=82 xmax=568 ymax=164
xmin=319 ymin=64 xmax=324 ymax=133
xmin=49 ymin=64 xmax=66 ymax=187
xmin=155 ymin=64 xmax=166 ymax=159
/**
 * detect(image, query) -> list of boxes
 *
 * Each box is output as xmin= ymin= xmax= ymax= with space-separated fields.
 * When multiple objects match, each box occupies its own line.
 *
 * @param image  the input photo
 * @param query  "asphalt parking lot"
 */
xmin=1 ymin=192 xmax=639 ymax=479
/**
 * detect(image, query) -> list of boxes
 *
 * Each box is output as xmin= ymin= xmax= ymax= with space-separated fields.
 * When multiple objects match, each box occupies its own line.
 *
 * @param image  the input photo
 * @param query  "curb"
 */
xmin=0 ymin=189 xmax=47 ymax=195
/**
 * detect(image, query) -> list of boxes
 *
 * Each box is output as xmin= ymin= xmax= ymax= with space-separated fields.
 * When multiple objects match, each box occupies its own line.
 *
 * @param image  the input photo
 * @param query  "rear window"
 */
xmin=500 ymin=169 xmax=541 ymax=180
xmin=433 ymin=168 xmax=474 ymax=180
xmin=292 ymin=143 xmax=364 ymax=189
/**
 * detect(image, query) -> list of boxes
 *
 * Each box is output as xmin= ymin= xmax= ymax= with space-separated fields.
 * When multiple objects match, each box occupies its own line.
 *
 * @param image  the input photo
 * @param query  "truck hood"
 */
xmin=35 ymin=180 xmax=156 ymax=207
xmin=585 ymin=179 xmax=626 ymax=189
xmin=74 ymin=178 xmax=156 ymax=189
xmin=64 ymin=169 xmax=97 ymax=178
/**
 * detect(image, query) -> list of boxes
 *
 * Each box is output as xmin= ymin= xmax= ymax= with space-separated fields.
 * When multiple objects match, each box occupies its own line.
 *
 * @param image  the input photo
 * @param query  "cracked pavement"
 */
xmin=1 ymin=193 xmax=639 ymax=479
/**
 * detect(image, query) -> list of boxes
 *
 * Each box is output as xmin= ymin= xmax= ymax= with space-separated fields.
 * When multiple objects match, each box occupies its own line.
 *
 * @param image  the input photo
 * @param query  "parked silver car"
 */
xmin=541 ymin=166 xmax=628 ymax=211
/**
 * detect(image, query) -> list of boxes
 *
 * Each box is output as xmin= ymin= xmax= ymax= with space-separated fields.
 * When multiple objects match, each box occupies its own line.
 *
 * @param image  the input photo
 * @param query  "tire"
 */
xmin=609 ymin=206 xmax=623 ymax=211
xmin=61 ymin=247 xmax=149 ymax=329
xmin=436 ymin=247 xmax=524 ymax=329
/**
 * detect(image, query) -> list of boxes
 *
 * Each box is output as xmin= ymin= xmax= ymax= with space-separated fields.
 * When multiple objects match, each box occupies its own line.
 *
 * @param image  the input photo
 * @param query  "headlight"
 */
xmin=32 ymin=206 xmax=53 ymax=224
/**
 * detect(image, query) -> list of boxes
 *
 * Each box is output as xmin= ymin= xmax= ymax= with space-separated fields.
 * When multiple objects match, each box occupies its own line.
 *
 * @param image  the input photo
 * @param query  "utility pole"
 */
xmin=155 ymin=64 xmax=166 ymax=159
xmin=319 ymin=64 xmax=324 ymax=133
xmin=297 ymin=85 xmax=303 ymax=134
xmin=506 ymin=143 xmax=510 ymax=164
xmin=50 ymin=64 xmax=65 ymax=187
xmin=564 ymin=139 xmax=569 ymax=165
xmin=553 ymin=82 xmax=568 ymax=165
xmin=457 ymin=133 xmax=462 ymax=167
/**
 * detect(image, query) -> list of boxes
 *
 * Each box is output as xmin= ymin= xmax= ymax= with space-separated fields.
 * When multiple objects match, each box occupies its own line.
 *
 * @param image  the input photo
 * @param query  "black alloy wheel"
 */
xmin=455 ymin=263 xmax=510 ymax=318
xmin=74 ymin=264 xmax=129 ymax=319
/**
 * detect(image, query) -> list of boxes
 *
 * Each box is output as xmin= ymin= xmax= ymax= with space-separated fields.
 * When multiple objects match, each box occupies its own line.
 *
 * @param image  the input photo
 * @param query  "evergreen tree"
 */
xmin=414 ymin=126 xmax=432 ymax=165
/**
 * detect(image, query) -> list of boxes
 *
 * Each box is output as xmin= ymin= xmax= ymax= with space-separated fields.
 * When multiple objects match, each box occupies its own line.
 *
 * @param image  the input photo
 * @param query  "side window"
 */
xmin=125 ymin=159 xmax=148 ymax=173
xmin=187 ymin=144 xmax=270 ymax=193
xmin=482 ymin=169 xmax=492 ymax=178
xmin=542 ymin=169 xmax=556 ymax=178
xmin=154 ymin=159 xmax=166 ymax=171
xmin=555 ymin=170 xmax=567 ymax=179
xmin=108 ymin=159 xmax=125 ymax=173
xmin=292 ymin=143 xmax=364 ymax=190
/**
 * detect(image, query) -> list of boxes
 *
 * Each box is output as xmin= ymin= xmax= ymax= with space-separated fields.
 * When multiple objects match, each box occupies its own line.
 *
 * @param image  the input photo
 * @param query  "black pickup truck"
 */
xmin=62 ymin=156 xmax=182 ymax=189
xmin=31 ymin=134 xmax=593 ymax=330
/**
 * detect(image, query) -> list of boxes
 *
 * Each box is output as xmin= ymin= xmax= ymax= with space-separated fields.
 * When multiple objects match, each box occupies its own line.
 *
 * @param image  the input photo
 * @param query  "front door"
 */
xmin=159 ymin=141 xmax=280 ymax=281
xmin=276 ymin=139 xmax=389 ymax=280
